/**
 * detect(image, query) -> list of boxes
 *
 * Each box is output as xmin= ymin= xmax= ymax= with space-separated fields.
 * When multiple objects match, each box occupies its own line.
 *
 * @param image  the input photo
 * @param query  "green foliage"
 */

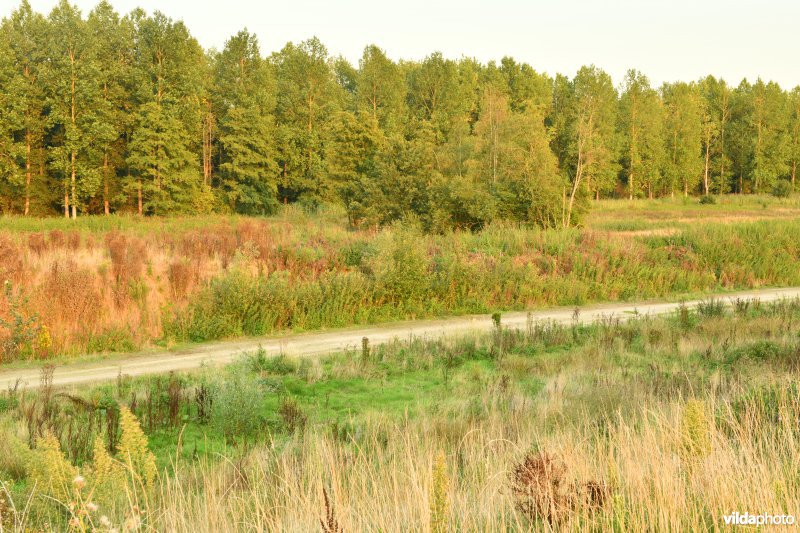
xmin=0 ymin=3 xmax=797 ymax=223
xmin=211 ymin=367 xmax=264 ymax=442
xmin=0 ymin=281 xmax=39 ymax=361
xmin=771 ymin=180 xmax=793 ymax=198
xmin=699 ymin=194 xmax=716 ymax=205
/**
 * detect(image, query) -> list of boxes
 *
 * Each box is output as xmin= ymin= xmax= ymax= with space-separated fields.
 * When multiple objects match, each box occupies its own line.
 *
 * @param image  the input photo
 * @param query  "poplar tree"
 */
xmin=355 ymin=45 xmax=405 ymax=131
xmin=700 ymin=76 xmax=732 ymax=194
xmin=273 ymin=37 xmax=340 ymax=204
xmin=750 ymin=79 xmax=789 ymax=192
xmin=788 ymin=87 xmax=800 ymax=189
xmin=619 ymin=70 xmax=664 ymax=199
xmin=126 ymin=11 xmax=209 ymax=214
xmin=213 ymin=30 xmax=278 ymax=214
xmin=560 ymin=66 xmax=618 ymax=226
xmin=661 ymin=82 xmax=703 ymax=195
xmin=46 ymin=0 xmax=100 ymax=218
xmin=86 ymin=0 xmax=132 ymax=214
xmin=2 ymin=1 xmax=47 ymax=215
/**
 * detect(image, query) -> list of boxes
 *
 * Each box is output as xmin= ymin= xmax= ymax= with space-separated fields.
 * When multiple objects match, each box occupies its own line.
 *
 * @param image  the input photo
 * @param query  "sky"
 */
xmin=12 ymin=0 xmax=800 ymax=89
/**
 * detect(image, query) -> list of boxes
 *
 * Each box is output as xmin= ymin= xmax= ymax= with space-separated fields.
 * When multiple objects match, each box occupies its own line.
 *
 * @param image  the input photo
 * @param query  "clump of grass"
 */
xmin=680 ymin=399 xmax=711 ymax=462
xmin=430 ymin=450 xmax=450 ymax=533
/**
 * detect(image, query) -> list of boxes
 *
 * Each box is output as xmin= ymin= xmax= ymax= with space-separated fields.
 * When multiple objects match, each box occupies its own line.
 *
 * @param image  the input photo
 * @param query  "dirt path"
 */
xmin=3 ymin=287 xmax=800 ymax=391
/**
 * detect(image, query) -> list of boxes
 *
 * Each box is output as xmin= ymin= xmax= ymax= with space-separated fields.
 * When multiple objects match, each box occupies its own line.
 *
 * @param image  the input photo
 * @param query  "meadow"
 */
xmin=1 ymin=194 xmax=800 ymax=363
xmin=1 ymin=297 xmax=800 ymax=530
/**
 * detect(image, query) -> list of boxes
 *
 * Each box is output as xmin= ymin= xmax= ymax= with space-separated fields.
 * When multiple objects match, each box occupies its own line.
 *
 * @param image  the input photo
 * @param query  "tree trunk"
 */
xmin=703 ymin=142 xmax=710 ymax=195
xmin=71 ymin=151 xmax=77 ymax=219
xmin=629 ymin=170 xmax=634 ymax=200
xmin=24 ymin=133 xmax=31 ymax=216
xmin=137 ymin=177 xmax=143 ymax=215
xmin=70 ymin=49 xmax=77 ymax=219
xmin=103 ymin=152 xmax=110 ymax=215
xmin=565 ymin=157 xmax=583 ymax=229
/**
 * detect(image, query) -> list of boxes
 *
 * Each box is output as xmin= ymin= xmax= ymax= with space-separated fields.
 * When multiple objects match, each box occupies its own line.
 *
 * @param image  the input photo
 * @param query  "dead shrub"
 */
xmin=0 ymin=235 xmax=23 ymax=282
xmin=38 ymin=259 xmax=101 ymax=327
xmin=28 ymin=232 xmax=47 ymax=255
xmin=168 ymin=259 xmax=196 ymax=299
xmin=510 ymin=452 xmax=572 ymax=525
xmin=179 ymin=226 xmax=238 ymax=266
xmin=105 ymin=231 xmax=147 ymax=288
xmin=509 ymin=452 xmax=611 ymax=526
xmin=237 ymin=219 xmax=271 ymax=259
xmin=65 ymin=230 xmax=81 ymax=250
xmin=278 ymin=396 xmax=307 ymax=433
xmin=48 ymin=230 xmax=65 ymax=248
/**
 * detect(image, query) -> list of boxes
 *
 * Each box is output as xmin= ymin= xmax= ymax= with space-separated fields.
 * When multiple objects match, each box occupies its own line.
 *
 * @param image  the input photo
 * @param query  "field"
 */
xmin=2 ymin=195 xmax=800 ymax=363
xmin=2 ymin=297 xmax=800 ymax=530
xmin=1 ymin=196 xmax=800 ymax=531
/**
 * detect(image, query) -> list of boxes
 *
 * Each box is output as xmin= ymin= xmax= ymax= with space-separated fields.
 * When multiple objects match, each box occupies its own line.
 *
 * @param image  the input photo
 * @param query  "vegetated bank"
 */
xmin=2 ymin=200 xmax=800 ymax=363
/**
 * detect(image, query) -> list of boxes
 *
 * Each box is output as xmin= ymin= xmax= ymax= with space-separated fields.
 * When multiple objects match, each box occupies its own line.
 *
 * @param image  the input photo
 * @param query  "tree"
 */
xmin=700 ymin=76 xmax=732 ymax=194
xmin=499 ymin=57 xmax=552 ymax=113
xmin=273 ymin=37 xmax=340 ymax=204
xmin=46 ymin=0 xmax=102 ymax=218
xmin=87 ymin=1 xmax=133 ymax=214
xmin=750 ymin=79 xmax=789 ymax=192
xmin=559 ymin=66 xmax=618 ymax=226
xmin=126 ymin=11 xmax=210 ymax=215
xmin=618 ymin=70 xmax=664 ymax=199
xmin=1 ymin=1 xmax=48 ymax=215
xmin=355 ymin=45 xmax=405 ymax=131
xmin=661 ymin=82 xmax=703 ymax=195
xmin=212 ymin=30 xmax=278 ymax=214
xmin=0 ymin=29 xmax=17 ymax=212
xmin=789 ymin=87 xmax=800 ymax=189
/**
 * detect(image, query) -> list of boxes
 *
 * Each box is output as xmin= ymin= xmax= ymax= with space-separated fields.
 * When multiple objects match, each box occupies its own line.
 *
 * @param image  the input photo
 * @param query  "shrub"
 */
xmin=771 ymin=180 xmax=793 ymax=198
xmin=0 ymin=281 xmax=39 ymax=362
xmin=167 ymin=258 xmax=195 ymax=299
xmin=699 ymin=195 xmax=716 ymax=205
xmin=510 ymin=452 xmax=571 ymax=525
xmin=212 ymin=369 xmax=264 ymax=443
xmin=373 ymin=231 xmax=429 ymax=304
xmin=249 ymin=350 xmax=297 ymax=375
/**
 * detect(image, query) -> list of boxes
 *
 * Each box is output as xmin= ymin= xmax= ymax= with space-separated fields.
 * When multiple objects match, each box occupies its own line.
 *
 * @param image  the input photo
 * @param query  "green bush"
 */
xmin=699 ymin=195 xmax=716 ymax=205
xmin=771 ymin=180 xmax=793 ymax=198
xmin=212 ymin=369 xmax=265 ymax=443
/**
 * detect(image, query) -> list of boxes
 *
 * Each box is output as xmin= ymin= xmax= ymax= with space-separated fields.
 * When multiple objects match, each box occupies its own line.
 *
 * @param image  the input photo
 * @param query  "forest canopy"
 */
xmin=1 ymin=0 xmax=799 ymax=230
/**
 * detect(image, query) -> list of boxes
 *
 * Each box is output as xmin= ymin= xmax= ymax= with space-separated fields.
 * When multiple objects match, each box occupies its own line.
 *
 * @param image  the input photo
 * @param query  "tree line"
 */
xmin=1 ymin=1 xmax=799 ymax=229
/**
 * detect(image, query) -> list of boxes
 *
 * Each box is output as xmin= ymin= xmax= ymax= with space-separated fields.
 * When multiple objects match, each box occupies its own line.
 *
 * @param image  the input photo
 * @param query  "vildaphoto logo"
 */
xmin=722 ymin=512 xmax=795 ymax=526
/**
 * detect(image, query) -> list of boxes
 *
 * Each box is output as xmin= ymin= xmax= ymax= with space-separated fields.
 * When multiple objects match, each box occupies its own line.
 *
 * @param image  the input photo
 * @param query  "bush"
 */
xmin=212 ymin=369 xmax=264 ymax=443
xmin=699 ymin=195 xmax=716 ymax=205
xmin=771 ymin=180 xmax=793 ymax=198
xmin=248 ymin=349 xmax=297 ymax=375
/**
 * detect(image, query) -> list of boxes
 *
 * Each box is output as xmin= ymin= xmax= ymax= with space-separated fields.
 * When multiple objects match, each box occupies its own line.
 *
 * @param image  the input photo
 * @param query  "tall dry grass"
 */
xmin=11 ymin=384 xmax=786 ymax=532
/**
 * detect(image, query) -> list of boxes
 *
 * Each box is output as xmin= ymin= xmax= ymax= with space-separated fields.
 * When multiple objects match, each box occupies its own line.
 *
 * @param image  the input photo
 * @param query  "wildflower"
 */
xmin=72 ymin=475 xmax=86 ymax=490
xmin=86 ymin=501 xmax=98 ymax=513
xmin=100 ymin=515 xmax=112 ymax=527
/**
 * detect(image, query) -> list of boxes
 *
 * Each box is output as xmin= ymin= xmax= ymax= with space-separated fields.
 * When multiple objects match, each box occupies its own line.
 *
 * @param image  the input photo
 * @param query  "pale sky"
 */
xmin=12 ymin=0 xmax=800 ymax=89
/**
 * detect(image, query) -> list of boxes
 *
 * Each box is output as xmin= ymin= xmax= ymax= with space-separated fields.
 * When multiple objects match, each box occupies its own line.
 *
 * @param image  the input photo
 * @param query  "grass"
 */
xmin=1 ymin=196 xmax=800 ymax=363
xmin=1 ymin=298 xmax=800 ymax=530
